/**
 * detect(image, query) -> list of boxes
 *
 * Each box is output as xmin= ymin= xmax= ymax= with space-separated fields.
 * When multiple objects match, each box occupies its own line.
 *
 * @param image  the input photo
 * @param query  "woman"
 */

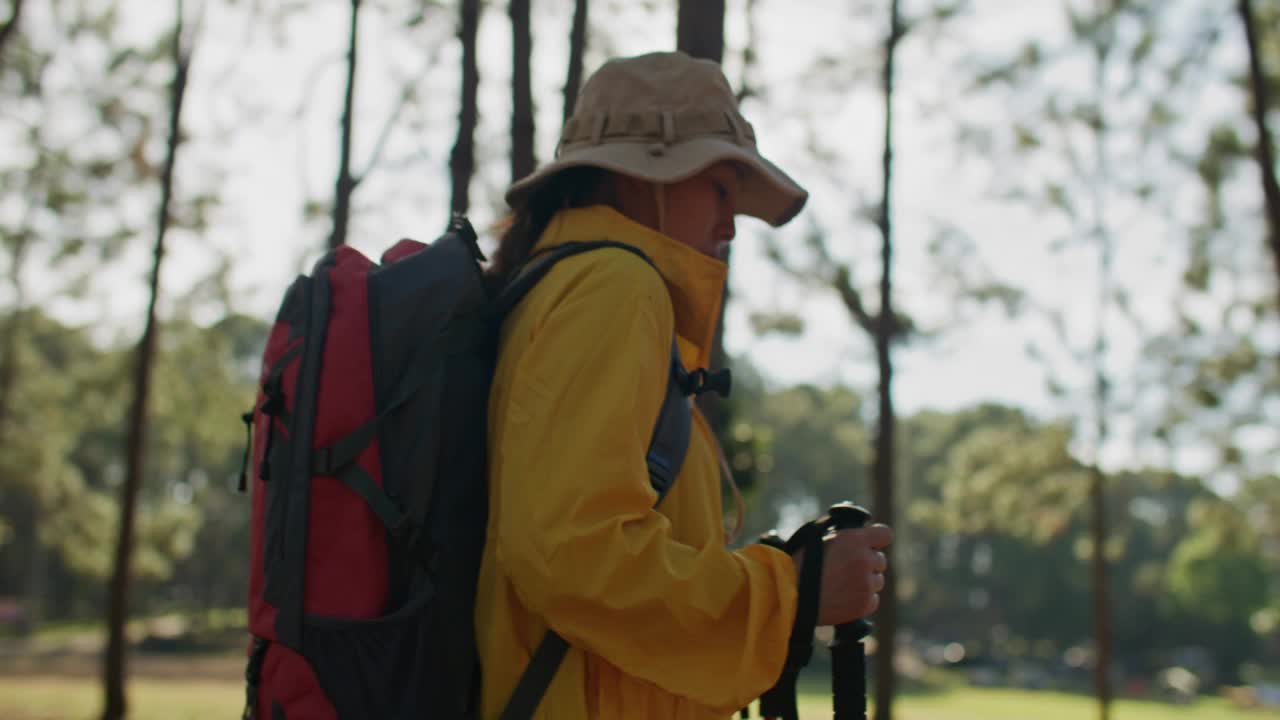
xmin=477 ymin=51 xmax=893 ymax=719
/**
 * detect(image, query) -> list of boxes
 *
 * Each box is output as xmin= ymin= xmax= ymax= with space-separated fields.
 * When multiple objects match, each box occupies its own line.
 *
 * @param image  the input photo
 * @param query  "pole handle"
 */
xmin=827 ymin=502 xmax=874 ymax=720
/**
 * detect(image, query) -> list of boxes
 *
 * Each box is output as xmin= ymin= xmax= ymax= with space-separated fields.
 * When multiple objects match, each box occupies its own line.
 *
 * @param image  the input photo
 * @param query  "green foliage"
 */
xmin=0 ymin=310 xmax=263 ymax=618
xmin=748 ymin=311 xmax=806 ymax=337
xmin=1157 ymin=261 xmax=1278 ymax=474
xmin=1197 ymin=124 xmax=1248 ymax=194
xmin=737 ymin=380 xmax=872 ymax=541
xmin=2 ymin=320 xmax=1269 ymax=673
xmin=953 ymin=3 xmax=1278 ymax=685
xmin=1167 ymin=522 xmax=1270 ymax=627
xmin=1138 ymin=0 xmax=1280 ymax=479
xmin=918 ymin=420 xmax=1085 ymax=543
xmin=0 ymin=0 xmax=171 ymax=295
xmin=0 ymin=312 xmax=117 ymax=580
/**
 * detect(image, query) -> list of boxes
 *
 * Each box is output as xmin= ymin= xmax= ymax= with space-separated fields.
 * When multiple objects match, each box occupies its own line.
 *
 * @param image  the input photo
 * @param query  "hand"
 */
xmin=791 ymin=524 xmax=893 ymax=627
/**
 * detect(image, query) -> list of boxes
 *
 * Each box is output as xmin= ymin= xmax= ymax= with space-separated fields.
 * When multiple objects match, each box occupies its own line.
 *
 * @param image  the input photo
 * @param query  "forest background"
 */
xmin=1 ymin=0 xmax=1277 ymax=718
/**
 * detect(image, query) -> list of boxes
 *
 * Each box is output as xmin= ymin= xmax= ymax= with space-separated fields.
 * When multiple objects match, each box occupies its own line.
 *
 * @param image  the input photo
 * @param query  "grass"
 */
xmin=0 ymin=677 xmax=244 ymax=720
xmin=795 ymin=687 xmax=1280 ymax=720
xmin=2 ymin=666 xmax=1277 ymax=720
xmin=11 ymin=613 xmax=1265 ymax=718
xmin=0 ymin=650 xmax=246 ymax=720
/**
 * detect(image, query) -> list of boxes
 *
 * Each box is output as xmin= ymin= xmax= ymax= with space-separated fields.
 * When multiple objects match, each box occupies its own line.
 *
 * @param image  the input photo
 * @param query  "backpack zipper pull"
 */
xmin=450 ymin=213 xmax=486 ymax=262
xmin=237 ymin=410 xmax=255 ymax=493
xmin=257 ymin=374 xmax=286 ymax=483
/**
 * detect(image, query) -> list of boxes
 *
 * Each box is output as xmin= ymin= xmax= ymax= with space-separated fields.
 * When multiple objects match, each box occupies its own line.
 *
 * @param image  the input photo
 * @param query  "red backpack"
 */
xmin=240 ymin=217 xmax=726 ymax=719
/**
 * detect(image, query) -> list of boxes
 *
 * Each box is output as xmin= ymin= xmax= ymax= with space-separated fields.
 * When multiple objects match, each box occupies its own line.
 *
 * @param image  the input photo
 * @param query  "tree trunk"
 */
xmin=0 ymin=0 xmax=24 ymax=72
xmin=1088 ymin=464 xmax=1113 ymax=719
xmin=676 ymin=0 xmax=729 ymax=431
xmin=0 ymin=234 xmax=27 ymax=448
xmin=101 ymin=5 xmax=192 ymax=717
xmin=563 ymin=0 xmax=588 ymax=123
xmin=676 ymin=0 xmax=725 ymax=63
xmin=510 ymin=0 xmax=535 ymax=184
xmin=328 ymin=0 xmax=361 ymax=250
xmin=872 ymin=2 xmax=901 ymax=718
xmin=1089 ymin=21 xmax=1115 ymax=718
xmin=0 ymin=311 xmax=19 ymax=448
xmin=1237 ymin=0 xmax=1280 ymax=308
xmin=24 ymin=518 xmax=45 ymax=635
xmin=737 ymin=0 xmax=760 ymax=103
xmin=1 ymin=210 xmax=32 ymax=633
xmin=450 ymin=0 xmax=480 ymax=215
xmin=0 ymin=303 xmax=37 ymax=638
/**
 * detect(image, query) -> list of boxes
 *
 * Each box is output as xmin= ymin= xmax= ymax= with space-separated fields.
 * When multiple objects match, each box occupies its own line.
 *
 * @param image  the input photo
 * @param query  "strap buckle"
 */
xmin=679 ymin=367 xmax=732 ymax=398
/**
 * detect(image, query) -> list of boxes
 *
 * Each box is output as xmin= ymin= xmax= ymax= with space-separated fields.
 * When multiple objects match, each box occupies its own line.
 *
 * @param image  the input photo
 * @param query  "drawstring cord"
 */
xmin=710 ymin=426 xmax=746 ymax=546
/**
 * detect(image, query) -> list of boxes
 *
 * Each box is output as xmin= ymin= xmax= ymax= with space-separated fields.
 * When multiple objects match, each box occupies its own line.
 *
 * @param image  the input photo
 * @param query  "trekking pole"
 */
xmin=827 ymin=502 xmax=873 ymax=720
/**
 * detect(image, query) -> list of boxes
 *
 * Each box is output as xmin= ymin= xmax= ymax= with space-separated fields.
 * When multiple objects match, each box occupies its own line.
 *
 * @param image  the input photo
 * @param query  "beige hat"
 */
xmin=505 ymin=51 xmax=808 ymax=227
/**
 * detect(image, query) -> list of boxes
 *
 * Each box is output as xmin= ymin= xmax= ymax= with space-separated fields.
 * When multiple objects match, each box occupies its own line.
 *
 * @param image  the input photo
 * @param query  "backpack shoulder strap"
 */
xmin=489 ymin=240 xmax=658 ymax=322
xmin=647 ymin=338 xmax=693 ymax=504
xmin=494 ymin=240 xmax=697 ymax=502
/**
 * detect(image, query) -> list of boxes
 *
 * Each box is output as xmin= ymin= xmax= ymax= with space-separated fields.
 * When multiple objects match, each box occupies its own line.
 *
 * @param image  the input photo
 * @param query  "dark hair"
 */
xmin=486 ymin=166 xmax=616 ymax=288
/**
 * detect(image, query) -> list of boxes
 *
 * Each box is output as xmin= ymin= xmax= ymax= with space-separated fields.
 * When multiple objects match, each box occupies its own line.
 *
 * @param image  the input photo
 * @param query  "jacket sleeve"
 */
xmin=491 ymin=253 xmax=799 ymax=713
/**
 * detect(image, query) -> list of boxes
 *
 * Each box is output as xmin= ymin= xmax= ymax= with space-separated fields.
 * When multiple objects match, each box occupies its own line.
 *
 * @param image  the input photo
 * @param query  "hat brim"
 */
xmin=505 ymin=136 xmax=808 ymax=228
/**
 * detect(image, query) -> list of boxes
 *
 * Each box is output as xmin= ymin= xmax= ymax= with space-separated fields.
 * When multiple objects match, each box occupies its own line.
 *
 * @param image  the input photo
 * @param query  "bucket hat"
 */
xmin=505 ymin=51 xmax=808 ymax=227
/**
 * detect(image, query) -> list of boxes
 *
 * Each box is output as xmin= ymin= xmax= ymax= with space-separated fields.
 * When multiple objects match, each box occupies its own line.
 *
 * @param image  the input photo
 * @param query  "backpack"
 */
xmin=239 ymin=215 xmax=730 ymax=720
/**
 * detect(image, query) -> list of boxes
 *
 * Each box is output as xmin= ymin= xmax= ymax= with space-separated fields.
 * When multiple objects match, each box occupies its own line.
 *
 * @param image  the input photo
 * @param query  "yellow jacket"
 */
xmin=477 ymin=205 xmax=799 ymax=719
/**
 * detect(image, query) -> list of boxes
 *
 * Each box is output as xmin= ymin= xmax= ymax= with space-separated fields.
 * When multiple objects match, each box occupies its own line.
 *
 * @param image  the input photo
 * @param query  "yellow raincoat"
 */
xmin=477 ymin=205 xmax=799 ymax=719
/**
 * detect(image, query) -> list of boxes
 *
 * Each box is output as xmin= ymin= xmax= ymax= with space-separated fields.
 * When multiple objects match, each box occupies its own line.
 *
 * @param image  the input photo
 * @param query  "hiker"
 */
xmin=477 ymin=51 xmax=894 ymax=719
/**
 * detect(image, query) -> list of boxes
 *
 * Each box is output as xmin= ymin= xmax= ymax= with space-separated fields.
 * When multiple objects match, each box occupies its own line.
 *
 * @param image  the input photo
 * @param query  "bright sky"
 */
xmin=11 ymin=0 xmax=1275 ymax=487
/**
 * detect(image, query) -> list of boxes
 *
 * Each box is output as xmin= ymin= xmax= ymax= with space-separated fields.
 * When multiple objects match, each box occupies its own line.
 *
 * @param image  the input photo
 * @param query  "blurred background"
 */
xmin=0 ymin=0 xmax=1277 ymax=718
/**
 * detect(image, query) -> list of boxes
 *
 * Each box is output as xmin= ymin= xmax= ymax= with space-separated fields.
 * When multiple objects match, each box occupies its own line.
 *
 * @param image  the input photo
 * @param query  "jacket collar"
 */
xmin=533 ymin=205 xmax=728 ymax=369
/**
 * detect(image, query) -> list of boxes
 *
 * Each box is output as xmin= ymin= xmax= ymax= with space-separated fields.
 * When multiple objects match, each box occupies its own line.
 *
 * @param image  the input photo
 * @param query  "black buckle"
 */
xmin=756 ymin=531 xmax=787 ymax=551
xmin=238 ymin=411 xmax=256 ymax=493
xmin=261 ymin=375 xmax=285 ymax=416
xmin=680 ymin=367 xmax=732 ymax=398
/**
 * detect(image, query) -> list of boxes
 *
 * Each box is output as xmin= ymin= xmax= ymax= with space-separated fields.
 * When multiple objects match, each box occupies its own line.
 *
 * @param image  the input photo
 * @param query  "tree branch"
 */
xmin=563 ymin=0 xmax=588 ymax=123
xmin=510 ymin=0 xmax=535 ymax=183
xmin=0 ymin=232 xmax=29 ymax=449
xmin=328 ymin=0 xmax=361 ymax=249
xmin=736 ymin=0 xmax=759 ymax=103
xmin=449 ymin=0 xmax=479 ymax=214
xmin=677 ymin=0 xmax=725 ymax=61
xmin=1237 ymin=0 xmax=1280 ymax=309
xmin=0 ymin=0 xmax=25 ymax=73
xmin=102 ymin=1 xmax=195 ymax=715
xmin=833 ymin=265 xmax=878 ymax=336
xmin=360 ymin=50 xmax=436 ymax=182
xmin=766 ymin=234 xmax=879 ymax=338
